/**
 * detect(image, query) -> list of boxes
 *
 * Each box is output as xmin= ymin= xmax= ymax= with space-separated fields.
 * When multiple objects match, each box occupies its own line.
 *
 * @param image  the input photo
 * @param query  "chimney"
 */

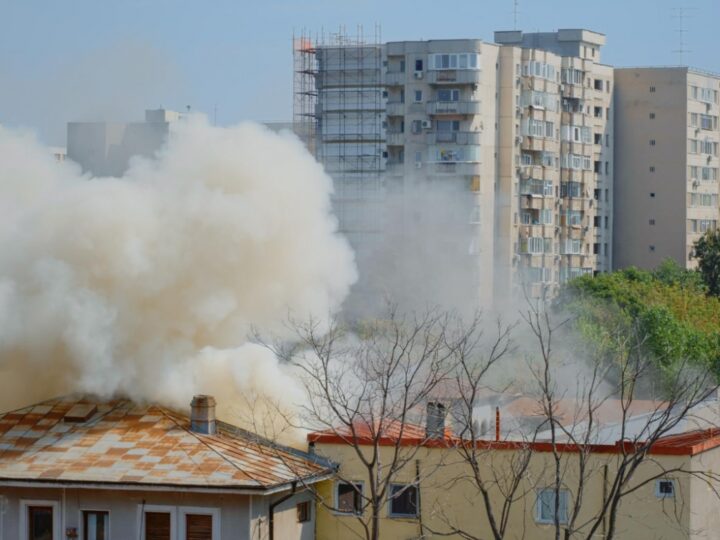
xmin=190 ymin=395 xmax=217 ymax=435
xmin=426 ymin=401 xmax=447 ymax=439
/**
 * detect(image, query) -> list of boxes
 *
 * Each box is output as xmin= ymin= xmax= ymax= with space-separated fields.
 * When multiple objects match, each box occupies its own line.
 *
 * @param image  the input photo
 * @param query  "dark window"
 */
xmin=297 ymin=501 xmax=311 ymax=523
xmin=399 ymin=60 xmax=405 ymax=73
xmin=650 ymin=192 xmax=656 ymax=198
xmin=594 ymin=133 xmax=602 ymax=145
xmin=650 ymin=140 xmax=656 ymax=146
xmin=650 ymin=112 xmax=656 ymax=119
xmin=389 ymin=484 xmax=418 ymax=517
xmin=337 ymin=482 xmax=363 ymax=514
xmin=594 ymin=79 xmax=603 ymax=91
xmin=657 ymin=479 xmax=675 ymax=498
xmin=649 ymin=219 xmax=656 ymax=225
xmin=28 ymin=506 xmax=53 ymax=540
xmin=145 ymin=512 xmax=171 ymax=540
xmin=650 ymin=86 xmax=656 ymax=92
xmin=650 ymin=245 xmax=656 ymax=252
xmin=83 ymin=511 xmax=108 ymax=540
xmin=415 ymin=59 xmax=423 ymax=71
xmin=185 ymin=514 xmax=212 ymax=540
xmin=593 ymin=243 xmax=600 ymax=254
xmin=649 ymin=166 xmax=655 ymax=172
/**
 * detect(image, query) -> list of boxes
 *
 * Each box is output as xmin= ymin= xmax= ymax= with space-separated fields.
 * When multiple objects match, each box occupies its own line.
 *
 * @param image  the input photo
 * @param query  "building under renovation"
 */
xmin=294 ymin=28 xmax=614 ymax=310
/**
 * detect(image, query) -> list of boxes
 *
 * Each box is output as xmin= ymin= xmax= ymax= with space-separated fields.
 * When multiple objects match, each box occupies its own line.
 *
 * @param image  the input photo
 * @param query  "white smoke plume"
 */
xmin=0 ymin=117 xmax=357 ymax=425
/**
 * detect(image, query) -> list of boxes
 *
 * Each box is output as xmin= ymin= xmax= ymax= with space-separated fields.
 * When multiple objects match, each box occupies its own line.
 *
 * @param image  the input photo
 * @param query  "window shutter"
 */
xmin=145 ymin=512 xmax=171 ymax=540
xmin=186 ymin=514 xmax=213 ymax=540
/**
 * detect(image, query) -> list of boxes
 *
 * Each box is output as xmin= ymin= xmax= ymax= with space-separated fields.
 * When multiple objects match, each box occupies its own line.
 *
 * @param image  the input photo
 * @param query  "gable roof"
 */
xmin=0 ymin=396 xmax=334 ymax=494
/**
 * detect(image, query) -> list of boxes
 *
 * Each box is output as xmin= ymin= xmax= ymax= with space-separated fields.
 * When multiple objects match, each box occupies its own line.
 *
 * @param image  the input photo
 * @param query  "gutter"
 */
xmin=269 ymin=481 xmax=297 ymax=540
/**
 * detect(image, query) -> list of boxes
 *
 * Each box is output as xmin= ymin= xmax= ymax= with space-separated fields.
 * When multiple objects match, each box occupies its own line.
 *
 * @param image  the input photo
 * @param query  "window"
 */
xmin=185 ymin=514 xmax=212 ymax=540
xmin=561 ymin=68 xmax=583 ymax=85
xmin=399 ymin=60 xmax=405 ymax=73
xmin=656 ymin=479 xmax=675 ymax=498
xmin=415 ymin=59 xmax=423 ymax=71
xmin=649 ymin=245 xmax=656 ymax=252
xmin=605 ymin=162 xmax=609 ymax=175
xmin=650 ymin=139 xmax=656 ymax=146
xmin=561 ymin=125 xmax=591 ymax=143
xmin=561 ymin=181 xmax=582 ymax=198
xmin=650 ymin=86 xmax=656 ymax=93
xmin=414 ymin=90 xmax=422 ymax=102
xmin=411 ymin=120 xmax=422 ymax=134
xmin=650 ymin=192 xmax=656 ymax=198
xmin=650 ymin=112 xmax=656 ymax=119
xmin=536 ymin=489 xmax=569 ymax=524
xmin=594 ymin=106 xmax=603 ymax=118
xmin=690 ymin=113 xmax=698 ymax=127
xmin=297 ymin=501 xmax=311 ymax=523
xmin=29 ymin=506 xmax=54 ymax=540
xmin=437 ymin=89 xmax=460 ymax=102
xmin=430 ymin=53 xmax=480 ymax=70
xmin=83 ymin=511 xmax=109 ymax=540
xmin=521 ymin=237 xmax=553 ymax=254
xmin=594 ymin=79 xmax=603 ymax=91
xmin=594 ymin=133 xmax=602 ymax=145
xmin=700 ymin=114 xmax=715 ymax=130
xmin=650 ymin=219 xmax=656 ymax=225
xmin=649 ymin=166 xmax=655 ymax=172
xmin=389 ymin=484 xmax=419 ymax=517
xmin=145 ymin=512 xmax=171 ymax=540
xmin=526 ymin=61 xmax=557 ymax=81
xmin=606 ymin=134 xmax=610 ymax=147
xmin=337 ymin=482 xmax=363 ymax=514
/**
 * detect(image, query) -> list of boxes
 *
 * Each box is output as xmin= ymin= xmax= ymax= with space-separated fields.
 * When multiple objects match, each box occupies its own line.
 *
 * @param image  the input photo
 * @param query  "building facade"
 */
xmin=614 ymin=67 xmax=720 ymax=270
xmin=67 ymin=108 xmax=185 ymax=177
xmin=296 ymin=29 xmax=615 ymax=309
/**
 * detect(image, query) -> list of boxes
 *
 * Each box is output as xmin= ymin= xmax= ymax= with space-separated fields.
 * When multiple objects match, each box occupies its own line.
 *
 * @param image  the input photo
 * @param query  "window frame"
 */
xmin=535 ymin=488 xmax=569 ymax=524
xmin=335 ymin=481 xmax=364 ymax=515
xmin=178 ymin=506 xmax=221 ymax=540
xmin=20 ymin=500 xmax=62 ymax=540
xmin=296 ymin=500 xmax=312 ymax=523
xmin=80 ymin=509 xmax=111 ymax=540
xmin=137 ymin=504 xmax=177 ymax=540
xmin=655 ymin=479 xmax=675 ymax=499
xmin=387 ymin=483 xmax=419 ymax=518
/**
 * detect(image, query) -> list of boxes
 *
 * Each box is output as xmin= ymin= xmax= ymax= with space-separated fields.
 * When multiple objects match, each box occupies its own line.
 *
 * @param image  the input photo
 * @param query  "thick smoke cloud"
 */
xmin=0 ymin=118 xmax=356 ymax=420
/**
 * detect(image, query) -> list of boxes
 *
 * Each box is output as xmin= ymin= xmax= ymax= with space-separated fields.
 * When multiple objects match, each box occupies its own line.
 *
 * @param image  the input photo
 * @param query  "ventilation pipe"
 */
xmin=426 ymin=402 xmax=447 ymax=439
xmin=190 ymin=395 xmax=217 ymax=435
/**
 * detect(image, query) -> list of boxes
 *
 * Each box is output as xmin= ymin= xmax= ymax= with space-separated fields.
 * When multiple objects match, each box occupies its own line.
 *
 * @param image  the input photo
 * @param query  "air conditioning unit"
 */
xmin=693 ymin=180 xmax=700 ymax=188
xmin=421 ymin=120 xmax=432 ymax=129
xmin=414 ymin=71 xmax=423 ymax=79
xmin=515 ymin=136 xmax=523 ymax=144
xmin=415 ymin=162 xmax=423 ymax=169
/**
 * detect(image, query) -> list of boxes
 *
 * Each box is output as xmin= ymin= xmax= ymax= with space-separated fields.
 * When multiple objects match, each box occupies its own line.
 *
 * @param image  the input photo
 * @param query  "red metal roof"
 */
xmin=308 ymin=422 xmax=720 ymax=457
xmin=0 ymin=396 xmax=333 ymax=492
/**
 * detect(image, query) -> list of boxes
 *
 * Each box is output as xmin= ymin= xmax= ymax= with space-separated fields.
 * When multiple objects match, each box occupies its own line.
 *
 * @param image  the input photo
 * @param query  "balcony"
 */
xmin=386 ymin=132 xmax=405 ymax=146
xmin=426 ymin=70 xmax=482 ymax=85
xmin=427 ymin=100 xmax=482 ymax=116
xmin=386 ymin=101 xmax=405 ymax=116
xmin=428 ymin=161 xmax=482 ymax=176
xmin=426 ymin=131 xmax=482 ymax=145
xmin=385 ymin=71 xmax=405 ymax=86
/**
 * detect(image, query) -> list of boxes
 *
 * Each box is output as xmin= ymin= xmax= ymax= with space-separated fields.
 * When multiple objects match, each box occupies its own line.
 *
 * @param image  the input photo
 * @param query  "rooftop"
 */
xmin=0 ymin=395 xmax=334 ymax=493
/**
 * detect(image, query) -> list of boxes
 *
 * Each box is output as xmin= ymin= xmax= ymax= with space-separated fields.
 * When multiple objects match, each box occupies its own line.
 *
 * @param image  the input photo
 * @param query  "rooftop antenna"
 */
xmin=671 ymin=5 xmax=696 ymax=66
xmin=513 ymin=0 xmax=519 ymax=30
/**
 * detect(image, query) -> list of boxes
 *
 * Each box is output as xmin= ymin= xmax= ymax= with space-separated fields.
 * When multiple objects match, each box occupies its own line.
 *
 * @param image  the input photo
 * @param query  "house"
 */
xmin=0 ymin=394 xmax=334 ymax=540
xmin=307 ymin=403 xmax=720 ymax=540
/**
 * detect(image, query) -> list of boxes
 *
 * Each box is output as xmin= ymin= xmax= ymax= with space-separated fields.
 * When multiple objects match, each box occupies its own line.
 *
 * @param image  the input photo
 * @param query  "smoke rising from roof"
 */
xmin=0 ymin=118 xmax=356 ymax=419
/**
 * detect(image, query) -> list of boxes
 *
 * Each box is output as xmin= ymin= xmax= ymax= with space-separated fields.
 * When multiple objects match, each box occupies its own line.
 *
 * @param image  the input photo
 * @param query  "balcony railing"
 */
xmin=428 ymin=161 xmax=482 ymax=176
xmin=386 ymin=132 xmax=405 ymax=146
xmin=426 ymin=131 xmax=482 ymax=145
xmin=385 ymin=71 xmax=405 ymax=86
xmin=426 ymin=70 xmax=482 ymax=85
xmin=386 ymin=101 xmax=405 ymax=116
xmin=427 ymin=100 xmax=482 ymax=115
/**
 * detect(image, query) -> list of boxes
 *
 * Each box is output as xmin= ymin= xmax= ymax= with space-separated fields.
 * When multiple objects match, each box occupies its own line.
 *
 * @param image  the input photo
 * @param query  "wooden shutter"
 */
xmin=145 ymin=512 xmax=171 ymax=540
xmin=185 ymin=514 xmax=213 ymax=540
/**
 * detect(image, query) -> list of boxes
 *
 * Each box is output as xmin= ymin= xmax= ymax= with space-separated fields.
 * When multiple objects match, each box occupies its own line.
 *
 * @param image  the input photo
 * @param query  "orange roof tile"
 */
xmin=0 ymin=396 xmax=333 ymax=492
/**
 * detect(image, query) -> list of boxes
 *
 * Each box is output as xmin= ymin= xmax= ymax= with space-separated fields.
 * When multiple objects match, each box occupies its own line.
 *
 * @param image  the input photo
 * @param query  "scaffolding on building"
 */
xmin=293 ymin=26 xmax=386 ymax=236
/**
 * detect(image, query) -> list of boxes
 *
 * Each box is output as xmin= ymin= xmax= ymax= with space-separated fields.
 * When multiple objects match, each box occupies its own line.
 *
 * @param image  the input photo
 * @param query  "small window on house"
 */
xmin=83 ymin=511 xmax=109 ymax=540
xmin=656 ymin=479 xmax=675 ymax=498
xmin=415 ymin=59 xmax=423 ymax=71
xmin=650 ymin=112 xmax=656 ymax=119
xmin=28 ymin=506 xmax=54 ymax=540
xmin=399 ymin=60 xmax=406 ymax=73
xmin=650 ymin=86 xmax=656 ymax=93
xmin=145 ymin=512 xmax=171 ymax=540
xmin=185 ymin=514 xmax=212 ymax=539
xmin=649 ymin=219 xmax=656 ymax=225
xmin=337 ymin=482 xmax=363 ymax=514
xmin=649 ymin=166 xmax=655 ymax=172
xmin=594 ymin=79 xmax=603 ymax=91
xmin=414 ymin=90 xmax=423 ymax=102
xmin=297 ymin=501 xmax=311 ymax=523
xmin=605 ymin=162 xmax=609 ymax=175
xmin=389 ymin=484 xmax=419 ymax=517
xmin=536 ymin=489 xmax=569 ymax=524
xmin=411 ymin=120 xmax=422 ymax=134
xmin=650 ymin=192 xmax=656 ymax=198
xmin=594 ymin=133 xmax=602 ymax=145
xmin=650 ymin=139 xmax=656 ymax=146
xmin=650 ymin=245 xmax=656 ymax=252
xmin=605 ymin=134 xmax=610 ymax=147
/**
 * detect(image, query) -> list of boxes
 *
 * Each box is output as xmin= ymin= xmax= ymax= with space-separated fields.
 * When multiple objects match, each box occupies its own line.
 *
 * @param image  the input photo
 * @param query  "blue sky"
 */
xmin=1 ymin=0 xmax=718 ymax=145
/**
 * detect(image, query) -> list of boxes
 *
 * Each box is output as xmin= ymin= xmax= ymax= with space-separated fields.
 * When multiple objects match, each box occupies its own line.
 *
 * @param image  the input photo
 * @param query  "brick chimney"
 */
xmin=426 ymin=401 xmax=446 ymax=439
xmin=190 ymin=395 xmax=217 ymax=435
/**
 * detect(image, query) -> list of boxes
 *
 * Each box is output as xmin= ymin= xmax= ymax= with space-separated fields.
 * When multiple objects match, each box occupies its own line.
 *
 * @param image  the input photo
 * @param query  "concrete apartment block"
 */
xmin=614 ymin=68 xmax=720 ymax=270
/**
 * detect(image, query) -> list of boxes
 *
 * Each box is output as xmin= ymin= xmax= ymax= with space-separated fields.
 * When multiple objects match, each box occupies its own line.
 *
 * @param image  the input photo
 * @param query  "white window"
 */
xmin=562 ymin=239 xmax=582 ymax=254
xmin=388 ymin=484 xmax=419 ymax=517
xmin=655 ymin=479 xmax=675 ymax=499
xmin=521 ymin=153 xmax=533 ymax=166
xmin=523 ymin=119 xmax=555 ymax=139
xmin=437 ymin=89 xmax=460 ymax=102
xmin=536 ymin=489 xmax=569 ymax=524
xmin=540 ymin=209 xmax=553 ymax=224
xmin=561 ymin=182 xmax=582 ymax=198
xmin=82 ymin=510 xmax=109 ymax=540
xmin=336 ymin=481 xmax=364 ymax=514
xmin=522 ymin=237 xmax=552 ymax=254
xmin=21 ymin=501 xmax=62 ymax=540
xmin=561 ymin=125 xmax=591 ymax=143
xmin=430 ymin=53 xmax=481 ymax=70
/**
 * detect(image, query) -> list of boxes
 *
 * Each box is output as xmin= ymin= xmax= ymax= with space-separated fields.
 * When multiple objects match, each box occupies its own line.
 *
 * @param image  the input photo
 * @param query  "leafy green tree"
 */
xmin=693 ymin=229 xmax=720 ymax=296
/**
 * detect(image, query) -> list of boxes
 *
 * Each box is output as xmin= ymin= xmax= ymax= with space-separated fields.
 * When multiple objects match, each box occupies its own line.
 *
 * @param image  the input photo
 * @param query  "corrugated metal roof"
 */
xmin=0 ymin=396 xmax=333 ymax=492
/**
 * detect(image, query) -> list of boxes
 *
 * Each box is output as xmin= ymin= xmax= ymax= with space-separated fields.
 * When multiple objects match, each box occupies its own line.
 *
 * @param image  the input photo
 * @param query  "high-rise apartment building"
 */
xmin=294 ymin=29 xmax=614 ymax=309
xmin=614 ymin=68 xmax=720 ymax=269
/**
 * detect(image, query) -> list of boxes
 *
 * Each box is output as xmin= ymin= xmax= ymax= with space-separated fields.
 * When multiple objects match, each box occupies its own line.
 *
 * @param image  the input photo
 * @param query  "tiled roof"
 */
xmin=0 ymin=396 xmax=333 ymax=492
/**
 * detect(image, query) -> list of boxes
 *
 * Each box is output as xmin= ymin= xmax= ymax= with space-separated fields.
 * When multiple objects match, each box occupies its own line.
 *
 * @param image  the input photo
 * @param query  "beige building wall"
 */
xmin=614 ymin=68 xmax=720 ymax=270
xmin=313 ymin=441 xmax=718 ymax=540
